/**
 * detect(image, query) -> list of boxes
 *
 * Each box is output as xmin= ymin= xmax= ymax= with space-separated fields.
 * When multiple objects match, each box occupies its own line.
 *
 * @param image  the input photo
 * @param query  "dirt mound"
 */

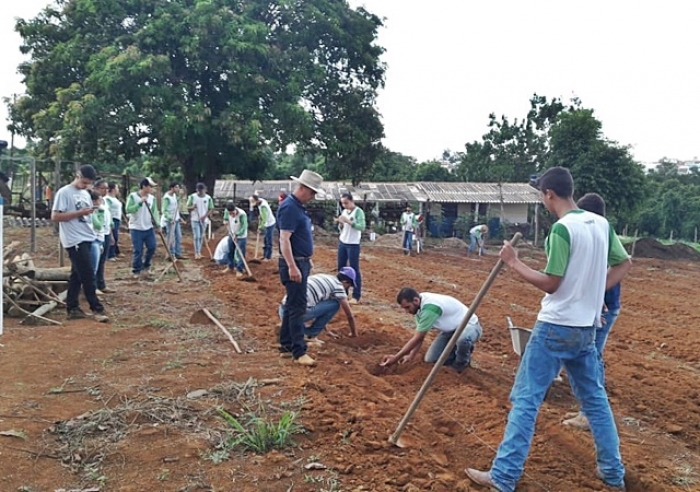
xmin=440 ymin=237 xmax=468 ymax=249
xmin=629 ymin=238 xmax=700 ymax=261
xmin=369 ymin=232 xmax=403 ymax=248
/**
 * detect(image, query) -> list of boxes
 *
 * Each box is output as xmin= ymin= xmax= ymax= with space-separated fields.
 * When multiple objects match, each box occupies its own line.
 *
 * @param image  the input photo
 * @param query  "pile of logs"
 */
xmin=3 ymin=240 xmax=70 ymax=325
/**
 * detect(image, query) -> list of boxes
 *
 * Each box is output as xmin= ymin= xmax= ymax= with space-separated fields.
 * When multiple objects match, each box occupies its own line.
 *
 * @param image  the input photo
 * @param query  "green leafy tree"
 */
xmin=10 ymin=0 xmax=385 ymax=191
xmin=368 ymin=148 xmax=417 ymax=181
xmin=414 ymin=160 xmax=458 ymax=181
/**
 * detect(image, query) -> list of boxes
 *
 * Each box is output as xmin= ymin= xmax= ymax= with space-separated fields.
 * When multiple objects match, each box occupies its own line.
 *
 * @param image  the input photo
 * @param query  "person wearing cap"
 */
xmin=187 ymin=182 xmax=214 ymax=260
xmin=468 ymin=224 xmax=489 ymax=256
xmin=222 ymin=200 xmax=248 ymax=277
xmin=51 ymin=164 xmax=108 ymax=322
xmin=400 ymin=205 xmax=418 ymax=255
xmin=250 ymin=193 xmax=277 ymax=261
xmin=380 ymin=287 xmax=482 ymax=373
xmin=161 ymin=182 xmax=186 ymax=260
xmin=334 ymin=192 xmax=365 ymax=304
xmin=277 ymin=169 xmax=324 ymax=367
xmin=126 ymin=177 xmax=160 ymax=281
xmin=278 ymin=267 xmax=359 ymax=344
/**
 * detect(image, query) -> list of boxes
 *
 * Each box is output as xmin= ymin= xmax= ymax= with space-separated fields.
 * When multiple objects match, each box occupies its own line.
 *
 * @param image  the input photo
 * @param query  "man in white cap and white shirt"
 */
xmin=277 ymin=169 xmax=324 ymax=367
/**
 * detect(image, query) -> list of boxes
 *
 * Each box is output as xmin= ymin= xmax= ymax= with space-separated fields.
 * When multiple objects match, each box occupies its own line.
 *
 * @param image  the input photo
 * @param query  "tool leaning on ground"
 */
xmin=227 ymin=230 xmax=257 ymax=282
xmin=387 ymin=232 xmax=523 ymax=448
xmin=203 ymin=221 xmax=214 ymax=260
xmin=248 ymin=229 xmax=262 ymax=264
xmin=144 ymin=200 xmax=183 ymax=282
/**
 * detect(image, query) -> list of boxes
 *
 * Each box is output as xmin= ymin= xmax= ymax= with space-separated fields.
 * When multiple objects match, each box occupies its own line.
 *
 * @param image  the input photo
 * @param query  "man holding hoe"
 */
xmin=380 ymin=287 xmax=483 ymax=373
xmin=465 ymin=167 xmax=631 ymax=492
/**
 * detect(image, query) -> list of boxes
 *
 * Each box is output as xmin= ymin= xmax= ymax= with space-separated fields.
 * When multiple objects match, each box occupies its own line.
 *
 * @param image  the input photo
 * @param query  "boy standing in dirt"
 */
xmin=187 ymin=183 xmax=213 ymax=260
xmin=562 ymin=192 xmax=624 ymax=431
xmin=468 ymin=224 xmax=488 ymax=256
xmin=400 ymin=205 xmax=417 ymax=255
xmin=126 ymin=177 xmax=160 ymax=281
xmin=250 ymin=193 xmax=277 ymax=261
xmin=380 ymin=287 xmax=482 ymax=373
xmin=51 ymin=164 xmax=108 ymax=322
xmin=222 ymin=200 xmax=249 ymax=277
xmin=162 ymin=182 xmax=185 ymax=260
xmin=466 ymin=167 xmax=631 ymax=492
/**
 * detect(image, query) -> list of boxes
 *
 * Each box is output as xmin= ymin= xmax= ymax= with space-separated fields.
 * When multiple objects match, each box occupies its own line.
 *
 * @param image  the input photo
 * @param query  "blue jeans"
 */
xmin=263 ymin=225 xmax=274 ymax=259
xmin=424 ymin=321 xmax=482 ymax=367
xmin=337 ymin=242 xmax=362 ymax=301
xmin=192 ymin=221 xmax=205 ymax=256
xmin=469 ymin=233 xmax=484 ymax=255
xmin=130 ymin=229 xmax=157 ymax=274
xmin=278 ymin=258 xmax=312 ymax=358
xmin=108 ymin=219 xmax=120 ymax=258
xmin=278 ymin=299 xmax=341 ymax=338
xmin=91 ymin=240 xmax=103 ymax=275
xmin=163 ymin=221 xmax=182 ymax=256
xmin=402 ymin=231 xmax=413 ymax=251
xmin=228 ymin=237 xmax=247 ymax=272
xmin=490 ymin=321 xmax=625 ymax=491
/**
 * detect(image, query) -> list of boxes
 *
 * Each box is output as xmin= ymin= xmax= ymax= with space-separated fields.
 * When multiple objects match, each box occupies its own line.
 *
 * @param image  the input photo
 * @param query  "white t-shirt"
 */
xmin=52 ymin=184 xmax=96 ymax=248
xmin=258 ymin=198 xmax=277 ymax=228
xmin=189 ymin=193 xmax=213 ymax=223
xmin=339 ymin=207 xmax=362 ymax=245
xmin=401 ymin=212 xmax=416 ymax=232
xmin=213 ymin=236 xmax=230 ymax=262
xmin=418 ymin=292 xmax=479 ymax=333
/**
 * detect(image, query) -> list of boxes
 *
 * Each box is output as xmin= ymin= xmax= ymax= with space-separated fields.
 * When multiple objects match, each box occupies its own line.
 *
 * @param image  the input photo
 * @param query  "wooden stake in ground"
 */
xmin=630 ymin=229 xmax=639 ymax=258
xmin=190 ymin=308 xmax=242 ymax=353
xmin=388 ymin=232 xmax=522 ymax=448
xmin=249 ymin=230 xmax=262 ymax=264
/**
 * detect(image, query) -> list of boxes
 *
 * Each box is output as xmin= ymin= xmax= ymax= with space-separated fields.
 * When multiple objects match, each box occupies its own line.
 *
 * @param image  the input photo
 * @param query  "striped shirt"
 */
xmin=281 ymin=274 xmax=347 ymax=308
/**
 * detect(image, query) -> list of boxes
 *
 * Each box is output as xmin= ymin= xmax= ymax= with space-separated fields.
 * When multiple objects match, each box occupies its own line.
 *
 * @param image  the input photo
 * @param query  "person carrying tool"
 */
xmin=125 ymin=177 xmax=160 ymax=281
xmin=187 ymin=182 xmax=214 ymax=259
xmin=380 ymin=287 xmax=482 ymax=373
xmin=51 ymin=164 xmax=108 ymax=322
xmin=335 ymin=192 xmax=365 ymax=304
xmin=161 ymin=182 xmax=186 ymax=260
xmin=277 ymin=169 xmax=324 ymax=367
xmin=278 ymin=267 xmax=358 ymax=345
xmin=400 ymin=205 xmax=418 ymax=255
xmin=250 ymin=193 xmax=277 ymax=261
xmin=465 ymin=167 xmax=631 ymax=492
xmin=468 ymin=224 xmax=488 ymax=256
xmin=222 ymin=200 xmax=248 ymax=277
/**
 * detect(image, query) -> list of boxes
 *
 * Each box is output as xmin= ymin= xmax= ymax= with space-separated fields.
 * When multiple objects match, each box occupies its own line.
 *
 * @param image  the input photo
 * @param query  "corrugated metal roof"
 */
xmin=214 ymin=180 xmax=540 ymax=204
xmin=418 ymin=182 xmax=540 ymax=204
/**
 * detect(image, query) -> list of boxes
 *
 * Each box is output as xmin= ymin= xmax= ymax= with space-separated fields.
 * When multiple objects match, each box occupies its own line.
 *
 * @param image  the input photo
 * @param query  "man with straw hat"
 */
xmin=277 ymin=169 xmax=324 ymax=367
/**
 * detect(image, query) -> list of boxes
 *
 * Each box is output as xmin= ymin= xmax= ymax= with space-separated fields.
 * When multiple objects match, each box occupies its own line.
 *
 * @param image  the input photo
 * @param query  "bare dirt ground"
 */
xmin=1 ymin=226 xmax=699 ymax=491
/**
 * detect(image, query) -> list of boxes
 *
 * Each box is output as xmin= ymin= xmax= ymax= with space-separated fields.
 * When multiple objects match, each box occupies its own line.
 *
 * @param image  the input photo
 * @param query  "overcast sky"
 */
xmin=2 ymin=0 xmax=698 ymax=165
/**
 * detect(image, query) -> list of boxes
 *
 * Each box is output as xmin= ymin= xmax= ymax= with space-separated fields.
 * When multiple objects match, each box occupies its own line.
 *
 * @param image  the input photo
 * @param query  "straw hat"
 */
xmin=290 ymin=169 xmax=324 ymax=194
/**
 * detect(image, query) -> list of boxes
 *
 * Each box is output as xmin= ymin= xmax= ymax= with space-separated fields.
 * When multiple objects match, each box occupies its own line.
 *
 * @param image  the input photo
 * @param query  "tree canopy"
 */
xmin=10 ymin=0 xmax=385 ymax=191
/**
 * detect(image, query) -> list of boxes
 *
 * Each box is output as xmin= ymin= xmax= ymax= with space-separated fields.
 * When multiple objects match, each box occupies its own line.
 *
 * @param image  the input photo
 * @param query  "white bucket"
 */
xmin=507 ymin=317 xmax=532 ymax=356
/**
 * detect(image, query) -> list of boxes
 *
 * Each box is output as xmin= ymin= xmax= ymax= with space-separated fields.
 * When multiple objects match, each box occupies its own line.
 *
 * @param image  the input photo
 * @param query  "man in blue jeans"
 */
xmin=562 ymin=192 xmax=624 ymax=430
xmin=125 ymin=177 xmax=160 ymax=281
xmin=466 ymin=167 xmax=632 ymax=492
xmin=278 ymin=267 xmax=358 ymax=344
xmin=277 ymin=169 xmax=324 ymax=367
xmin=380 ymin=288 xmax=482 ymax=373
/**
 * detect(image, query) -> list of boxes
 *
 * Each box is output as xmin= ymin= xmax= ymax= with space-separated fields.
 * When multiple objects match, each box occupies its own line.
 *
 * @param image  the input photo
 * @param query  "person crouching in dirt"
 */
xmin=278 ymin=267 xmax=359 ymax=346
xmin=380 ymin=287 xmax=482 ymax=373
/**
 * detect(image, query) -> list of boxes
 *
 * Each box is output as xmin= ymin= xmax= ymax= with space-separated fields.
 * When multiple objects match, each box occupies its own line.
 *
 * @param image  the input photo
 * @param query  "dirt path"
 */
xmin=0 ymin=228 xmax=698 ymax=491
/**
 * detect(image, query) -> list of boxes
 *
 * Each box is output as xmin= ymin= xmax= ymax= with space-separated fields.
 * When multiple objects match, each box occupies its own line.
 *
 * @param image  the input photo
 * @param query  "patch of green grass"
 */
xmin=149 ymin=318 xmax=177 ymax=330
xmin=217 ymin=408 xmax=302 ymax=454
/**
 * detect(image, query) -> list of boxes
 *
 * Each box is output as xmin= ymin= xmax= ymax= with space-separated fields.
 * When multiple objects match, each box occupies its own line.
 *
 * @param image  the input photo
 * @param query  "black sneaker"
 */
xmin=67 ymin=308 xmax=91 ymax=320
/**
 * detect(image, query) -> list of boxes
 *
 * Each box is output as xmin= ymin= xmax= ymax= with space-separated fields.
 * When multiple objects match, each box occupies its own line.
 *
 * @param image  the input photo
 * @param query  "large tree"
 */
xmin=10 ymin=0 xmax=385 ymax=190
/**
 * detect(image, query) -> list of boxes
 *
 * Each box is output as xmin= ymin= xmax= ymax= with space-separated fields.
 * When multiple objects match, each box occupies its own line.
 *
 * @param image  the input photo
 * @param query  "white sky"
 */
xmin=2 ymin=0 xmax=698 ymax=164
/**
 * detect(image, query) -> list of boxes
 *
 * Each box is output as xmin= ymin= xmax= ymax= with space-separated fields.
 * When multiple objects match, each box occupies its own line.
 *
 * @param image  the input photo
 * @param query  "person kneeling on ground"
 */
xmin=278 ymin=267 xmax=359 ymax=345
xmin=381 ymin=287 xmax=482 ymax=373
